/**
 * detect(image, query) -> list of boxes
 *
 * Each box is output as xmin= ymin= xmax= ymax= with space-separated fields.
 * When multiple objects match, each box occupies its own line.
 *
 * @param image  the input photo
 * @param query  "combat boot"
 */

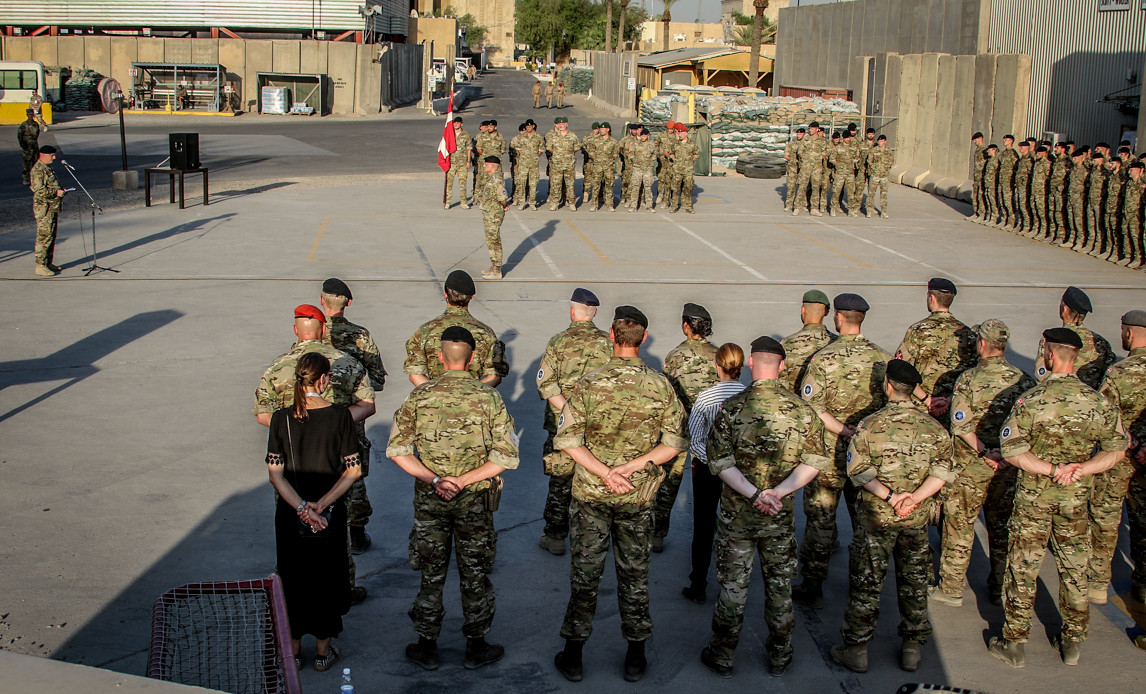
xmin=866 ymin=209 xmax=873 ymax=218
xmin=792 ymin=207 xmax=801 ymax=216
xmin=988 ymin=636 xmax=1024 ymax=668
xmin=928 ymin=585 xmax=963 ymax=607
xmin=810 ymin=209 xmax=823 ymax=217
xmin=349 ymin=527 xmax=372 ymax=555
xmin=1132 ymin=584 xmax=1146 ymax=603
xmin=900 ymin=640 xmax=921 ymax=672
xmin=444 ymin=203 xmax=450 ymax=210
xmin=1088 ymin=584 xmax=1108 ymax=605
xmin=791 ymin=579 xmax=824 ymax=609
xmin=554 ymin=639 xmax=584 ymax=682
xmin=651 ymin=536 xmax=664 ymax=553
xmin=481 ymin=265 xmax=502 ymax=280
xmin=406 ymin=637 xmax=439 ymax=670
xmin=1057 ymin=637 xmax=1080 ymax=666
xmin=699 ymin=646 xmax=732 ymax=678
xmin=828 ymin=207 xmax=837 ymax=217
xmin=538 ymin=533 xmax=565 ymax=556
xmin=623 ymin=639 xmax=647 ymax=682
xmin=829 ymin=643 xmax=868 ymax=673
xmin=881 ymin=210 xmax=890 ymax=219
xmin=550 ymin=204 xmax=559 ymax=211
xmin=464 ymin=637 xmax=505 ymax=670
xmin=34 ymin=264 xmax=55 ymax=277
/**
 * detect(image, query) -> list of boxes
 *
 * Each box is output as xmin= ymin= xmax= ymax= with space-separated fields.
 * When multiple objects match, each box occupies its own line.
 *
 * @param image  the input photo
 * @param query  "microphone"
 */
xmin=61 ymin=159 xmax=75 ymax=170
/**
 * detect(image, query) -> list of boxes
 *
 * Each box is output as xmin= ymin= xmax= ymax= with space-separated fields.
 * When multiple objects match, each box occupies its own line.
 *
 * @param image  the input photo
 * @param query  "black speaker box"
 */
xmin=170 ymin=133 xmax=200 ymax=170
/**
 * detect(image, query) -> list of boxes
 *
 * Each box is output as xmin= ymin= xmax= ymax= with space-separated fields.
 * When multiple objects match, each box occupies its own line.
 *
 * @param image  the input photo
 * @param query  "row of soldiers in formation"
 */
xmin=532 ymin=80 xmax=567 ymax=109
xmin=784 ymin=121 xmax=897 ymax=218
xmin=252 ymin=273 xmax=1146 ymax=679
xmin=970 ymin=134 xmax=1146 ymax=268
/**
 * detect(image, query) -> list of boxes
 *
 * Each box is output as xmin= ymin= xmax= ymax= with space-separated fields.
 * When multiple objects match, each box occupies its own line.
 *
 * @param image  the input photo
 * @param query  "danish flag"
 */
xmin=437 ymin=94 xmax=456 ymax=173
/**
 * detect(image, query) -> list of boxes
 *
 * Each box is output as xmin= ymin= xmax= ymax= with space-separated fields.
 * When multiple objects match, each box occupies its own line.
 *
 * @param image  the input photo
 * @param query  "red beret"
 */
xmin=674 ymin=123 xmax=687 ymax=132
xmin=294 ymin=304 xmax=325 ymax=322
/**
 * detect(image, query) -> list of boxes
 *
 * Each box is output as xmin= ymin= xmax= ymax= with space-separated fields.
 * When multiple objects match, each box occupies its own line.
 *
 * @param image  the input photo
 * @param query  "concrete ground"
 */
xmin=2 ymin=69 xmax=1146 ymax=694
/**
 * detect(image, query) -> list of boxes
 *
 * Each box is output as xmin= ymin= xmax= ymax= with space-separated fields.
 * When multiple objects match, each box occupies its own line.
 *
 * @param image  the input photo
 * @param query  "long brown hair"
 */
xmin=292 ymin=352 xmax=331 ymax=422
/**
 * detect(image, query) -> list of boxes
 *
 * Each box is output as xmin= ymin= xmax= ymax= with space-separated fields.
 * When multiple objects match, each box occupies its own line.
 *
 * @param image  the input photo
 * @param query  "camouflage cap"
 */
xmin=1121 ymin=310 xmax=1146 ymax=328
xmin=801 ymin=289 xmax=830 ymax=307
xmin=974 ymin=319 xmax=1010 ymax=345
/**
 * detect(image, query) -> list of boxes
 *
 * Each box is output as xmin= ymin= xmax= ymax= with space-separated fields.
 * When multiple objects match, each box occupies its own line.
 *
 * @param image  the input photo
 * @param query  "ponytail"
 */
xmin=291 ymin=352 xmax=332 ymax=422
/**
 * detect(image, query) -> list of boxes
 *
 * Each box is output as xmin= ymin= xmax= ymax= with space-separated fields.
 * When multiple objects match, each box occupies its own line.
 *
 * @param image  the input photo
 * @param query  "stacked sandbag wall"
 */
xmin=555 ymin=66 xmax=594 ymax=94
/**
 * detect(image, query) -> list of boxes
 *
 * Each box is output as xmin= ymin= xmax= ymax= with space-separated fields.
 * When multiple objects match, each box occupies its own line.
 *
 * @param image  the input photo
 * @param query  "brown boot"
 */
xmin=830 ymin=642 xmax=868 ymax=673
xmin=481 ymin=265 xmax=502 ymax=280
xmin=35 ymin=264 xmax=56 ymax=277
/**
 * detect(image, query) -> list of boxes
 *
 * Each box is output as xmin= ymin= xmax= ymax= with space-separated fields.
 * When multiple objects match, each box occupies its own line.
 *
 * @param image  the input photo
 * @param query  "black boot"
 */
xmin=792 ymin=579 xmax=824 ymax=609
xmin=349 ymin=526 xmax=371 ymax=555
xmin=405 ymin=636 xmax=439 ymax=670
xmin=464 ymin=636 xmax=505 ymax=670
xmin=624 ymin=640 xmax=647 ymax=682
xmin=554 ymin=639 xmax=584 ymax=682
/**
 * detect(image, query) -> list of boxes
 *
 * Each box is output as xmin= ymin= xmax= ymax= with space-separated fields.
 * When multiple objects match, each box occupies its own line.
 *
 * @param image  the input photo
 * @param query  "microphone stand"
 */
xmin=60 ymin=160 xmax=118 ymax=275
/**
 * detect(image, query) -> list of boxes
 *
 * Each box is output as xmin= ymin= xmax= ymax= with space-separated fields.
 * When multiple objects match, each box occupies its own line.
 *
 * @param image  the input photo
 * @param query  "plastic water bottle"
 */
xmin=340 ymin=667 xmax=353 ymax=694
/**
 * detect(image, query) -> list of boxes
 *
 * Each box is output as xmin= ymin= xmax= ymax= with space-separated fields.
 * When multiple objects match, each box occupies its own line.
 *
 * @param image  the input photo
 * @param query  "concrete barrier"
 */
xmin=0 ymin=649 xmax=222 ymax=694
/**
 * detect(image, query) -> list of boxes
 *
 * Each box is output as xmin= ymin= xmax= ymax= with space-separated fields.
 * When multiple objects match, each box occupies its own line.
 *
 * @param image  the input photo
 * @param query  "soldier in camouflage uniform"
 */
xmin=552 ymin=305 xmax=689 ymax=683
xmin=30 ymin=146 xmax=64 ymax=277
xmin=828 ymin=131 xmax=860 ymax=217
xmin=386 ymin=326 xmax=519 ymax=671
xmin=982 ymin=145 xmax=1001 ymax=226
xmin=1103 ymin=157 xmax=1125 ymax=261
xmin=445 ymin=118 xmax=473 ymax=209
xmin=580 ymin=123 xmax=600 ymax=207
xmin=866 ymin=135 xmax=895 ymax=218
xmin=654 ymin=303 xmax=720 ymax=552
xmin=487 ymin=121 xmax=507 ymax=189
xmin=779 ymin=289 xmax=837 ymax=393
xmin=1125 ymin=162 xmax=1145 ymax=268
xmin=783 ymin=128 xmax=806 ymax=212
xmin=793 ymin=122 xmax=827 ymax=217
xmin=793 ymin=293 xmax=893 ymax=609
xmin=970 ymin=133 xmax=987 ymax=221
xmin=1084 ymin=152 xmax=1108 ymax=256
xmin=473 ymin=122 xmax=492 ymax=197
xmin=1013 ymin=140 xmax=1033 ymax=233
xmin=584 ymin=123 xmax=619 ymax=211
xmin=989 ymin=327 xmax=1128 ymax=668
xmin=1065 ymin=149 xmax=1089 ymax=249
xmin=822 ymin=132 xmax=839 ymax=208
xmin=830 ymin=359 xmax=955 ymax=674
xmin=618 ymin=123 xmax=641 ymax=205
xmin=1048 ymin=142 xmax=1072 ymax=243
xmin=18 ymin=109 xmax=40 ymax=187
xmin=536 ymin=289 xmax=613 ymax=556
xmin=511 ymin=120 xmax=544 ymax=210
xmin=546 ymin=117 xmax=579 ymax=210
xmin=997 ymin=135 xmax=1019 ymax=228
xmin=626 ymin=128 xmax=658 ymax=213
xmin=477 ymin=156 xmax=510 ymax=280
xmin=668 ymin=123 xmax=699 ymax=213
xmin=699 ymin=336 xmax=831 ymax=679
xmin=1030 ymin=146 xmax=1052 ymax=239
xmin=932 ymin=320 xmax=1035 ymax=607
xmin=404 ymin=270 xmax=509 ymax=387
xmin=654 ymin=121 xmax=677 ymax=206
xmin=1032 ymin=286 xmax=1115 ymax=390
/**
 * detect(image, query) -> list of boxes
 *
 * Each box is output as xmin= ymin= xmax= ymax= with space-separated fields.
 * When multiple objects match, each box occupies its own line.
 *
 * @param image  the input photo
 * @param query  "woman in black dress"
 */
xmin=266 ymin=352 xmax=362 ymax=672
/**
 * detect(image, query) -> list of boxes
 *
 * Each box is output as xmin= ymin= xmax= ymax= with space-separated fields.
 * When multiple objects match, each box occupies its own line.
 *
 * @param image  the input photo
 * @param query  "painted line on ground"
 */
xmin=306 ymin=216 xmax=330 ymax=262
xmin=564 ymin=219 xmax=613 ymax=265
xmin=661 ymin=215 xmax=768 ymax=280
xmin=810 ymin=218 xmax=970 ymax=284
xmin=510 ymin=209 xmax=562 ymax=278
xmin=777 ymin=223 xmax=872 ymax=267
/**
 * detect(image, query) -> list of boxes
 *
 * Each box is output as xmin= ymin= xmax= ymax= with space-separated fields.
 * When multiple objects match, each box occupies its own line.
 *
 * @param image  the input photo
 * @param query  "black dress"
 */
xmin=266 ymin=405 xmax=359 ymax=640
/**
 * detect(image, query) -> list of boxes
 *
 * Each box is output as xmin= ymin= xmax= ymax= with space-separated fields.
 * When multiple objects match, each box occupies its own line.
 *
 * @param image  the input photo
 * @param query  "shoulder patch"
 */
xmin=1001 ymin=426 xmax=1012 ymax=439
xmin=1037 ymin=366 xmax=1047 ymax=377
xmin=846 ymin=449 xmax=853 ymax=464
xmin=537 ymin=367 xmax=545 ymax=381
xmin=557 ymin=413 xmax=565 ymax=429
xmin=803 ymin=384 xmax=814 ymax=396
xmin=953 ymin=410 xmax=966 ymax=422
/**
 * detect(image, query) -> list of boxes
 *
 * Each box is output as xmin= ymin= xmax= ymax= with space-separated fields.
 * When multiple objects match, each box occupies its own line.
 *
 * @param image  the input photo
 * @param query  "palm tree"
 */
xmin=605 ymin=0 xmax=614 ymax=53
xmin=733 ymin=18 xmax=775 ymax=47
xmin=616 ymin=0 xmax=630 ymax=52
xmin=747 ymin=0 xmax=769 ymax=90
xmin=661 ymin=0 xmax=679 ymax=52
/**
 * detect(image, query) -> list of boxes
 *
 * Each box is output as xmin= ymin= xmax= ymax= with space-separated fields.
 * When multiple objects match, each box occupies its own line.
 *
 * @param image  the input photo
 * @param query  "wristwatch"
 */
xmin=431 ymin=476 xmax=441 ymax=486
xmin=750 ymin=489 xmax=762 ymax=504
xmin=296 ymin=501 xmax=307 ymax=514
xmin=977 ymin=447 xmax=988 ymax=458
xmin=884 ymin=489 xmax=894 ymax=503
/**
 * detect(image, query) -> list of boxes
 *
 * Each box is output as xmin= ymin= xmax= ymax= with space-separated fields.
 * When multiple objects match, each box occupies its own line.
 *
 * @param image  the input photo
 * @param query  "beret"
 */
xmin=1018 ymin=140 xmax=1030 ymax=147
xmin=834 ymin=292 xmax=870 ymax=312
xmin=848 ymin=123 xmax=858 ymax=129
xmin=877 ymin=134 xmax=887 ymax=141
xmin=667 ymin=120 xmax=677 ymax=128
xmin=592 ymin=122 xmax=601 ymax=129
xmin=554 ymin=116 xmax=568 ymax=124
xmin=571 ymin=287 xmax=599 ymax=306
xmin=1062 ymin=286 xmax=1092 ymax=314
xmin=322 ymin=277 xmax=352 ymax=300
xmin=831 ymin=131 xmax=841 ymax=139
xmin=986 ymin=144 xmax=998 ymax=151
xmin=445 ymin=269 xmax=476 ymax=295
xmin=972 ymin=131 xmax=984 ymax=139
xmin=294 ymin=304 xmax=325 ymax=322
xmin=484 ymin=155 xmax=501 ymax=164
xmin=39 ymin=145 xmax=56 ymax=154
xmin=489 ymin=119 xmax=497 ymax=126
xmin=682 ymin=302 xmax=710 ymax=321
xmin=802 ymin=289 xmax=830 ymax=307
xmin=674 ymin=122 xmax=687 ymax=132
xmin=453 ymin=116 xmax=463 ymax=123
xmin=1043 ymin=327 xmax=1083 ymax=349
xmin=1036 ymin=146 xmax=1049 ymax=153
xmin=1122 ymin=310 xmax=1146 ymax=328
xmin=842 ymin=131 xmax=853 ymax=138
xmin=928 ymin=277 xmax=957 ymax=294
xmin=1092 ymin=153 xmax=1105 ymax=160
xmin=480 ymin=120 xmax=490 ymax=126
xmin=640 ymin=127 xmax=650 ymax=135
xmin=441 ymin=326 xmax=476 ymax=350
xmin=750 ymin=335 xmax=786 ymax=358
xmin=601 ymin=121 xmax=611 ymax=129
xmin=525 ymin=118 xmax=536 ymax=125
xmin=975 ymin=318 xmax=1010 ymax=345
xmin=886 ymin=359 xmax=922 ymax=386
xmin=614 ymin=305 xmax=648 ymax=329
xmin=809 ymin=121 xmax=820 ymax=128
xmin=518 ymin=123 xmax=527 ymax=131
xmin=1003 ymin=134 xmax=1015 ymax=140
xmin=796 ymin=127 xmax=806 ymax=133
xmin=26 ymin=108 xmax=34 ymax=114
xmin=866 ymin=127 xmax=875 ymax=134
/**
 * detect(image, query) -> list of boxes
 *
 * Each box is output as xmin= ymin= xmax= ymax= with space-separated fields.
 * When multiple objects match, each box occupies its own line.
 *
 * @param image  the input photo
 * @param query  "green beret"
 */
xmin=801 ymin=290 xmax=830 ymax=307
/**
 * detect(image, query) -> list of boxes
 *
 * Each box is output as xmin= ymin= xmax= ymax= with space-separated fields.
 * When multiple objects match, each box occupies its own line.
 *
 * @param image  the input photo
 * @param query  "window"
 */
xmin=0 ymin=70 xmax=38 ymax=90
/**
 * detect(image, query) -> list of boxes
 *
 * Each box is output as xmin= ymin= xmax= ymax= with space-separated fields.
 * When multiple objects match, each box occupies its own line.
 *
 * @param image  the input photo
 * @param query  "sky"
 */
xmin=640 ymin=0 xmax=837 ymax=24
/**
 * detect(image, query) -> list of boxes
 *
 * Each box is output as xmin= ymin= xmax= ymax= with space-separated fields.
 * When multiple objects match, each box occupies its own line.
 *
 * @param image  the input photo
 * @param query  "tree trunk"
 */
xmin=662 ymin=10 xmax=671 ymax=52
xmin=748 ymin=8 xmax=764 ymax=89
xmin=616 ymin=2 xmax=629 ymax=53
xmin=605 ymin=0 xmax=613 ymax=54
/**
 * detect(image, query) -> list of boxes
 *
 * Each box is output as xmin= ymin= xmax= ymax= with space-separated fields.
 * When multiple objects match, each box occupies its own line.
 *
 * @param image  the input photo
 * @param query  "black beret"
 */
xmin=26 ymin=108 xmax=34 ymax=114
xmin=834 ymin=293 xmax=870 ymax=312
xmin=1122 ymin=310 xmax=1146 ymax=328
xmin=986 ymin=144 xmax=998 ymax=151
xmin=441 ymin=326 xmax=476 ymax=350
xmin=1043 ymin=327 xmax=1083 ymax=349
xmin=489 ymin=120 xmax=497 ymax=126
xmin=886 ymin=359 xmax=922 ymax=386
xmin=480 ymin=120 xmax=490 ymax=126
xmin=322 ymin=277 xmax=352 ymax=300
xmin=1092 ymin=153 xmax=1105 ymax=160
xmin=750 ymin=335 xmax=785 ymax=358
xmin=571 ymin=287 xmax=599 ymax=306
xmin=39 ymin=145 xmax=56 ymax=154
xmin=972 ymin=131 xmax=984 ymax=139
xmin=682 ymin=302 xmax=710 ymax=321
xmin=1036 ymin=146 xmax=1049 ymax=153
xmin=796 ymin=127 xmax=806 ymax=133
xmin=518 ymin=123 xmax=527 ymax=131
xmin=453 ymin=116 xmax=463 ymax=123
xmin=831 ymin=131 xmax=841 ymax=139
xmin=629 ymin=122 xmax=640 ymax=130
xmin=445 ymin=269 xmax=475 ymax=295
xmin=847 ymin=122 xmax=858 ymax=130
xmin=1096 ymin=142 xmax=1109 ymax=149
xmin=1062 ymin=286 xmax=1092 ymax=314
xmin=484 ymin=155 xmax=501 ymax=164
xmin=865 ymin=127 xmax=876 ymax=134
xmin=614 ymin=305 xmax=648 ymax=329
xmin=928 ymin=277 xmax=957 ymax=294
xmin=525 ymin=118 xmax=536 ymax=126
xmin=639 ymin=127 xmax=650 ymax=135
xmin=809 ymin=121 xmax=820 ymax=129
xmin=1003 ymin=134 xmax=1015 ymax=140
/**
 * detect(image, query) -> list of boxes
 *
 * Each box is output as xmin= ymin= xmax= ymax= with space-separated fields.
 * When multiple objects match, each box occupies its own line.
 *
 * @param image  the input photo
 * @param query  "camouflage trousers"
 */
xmin=560 ymin=498 xmax=654 ymax=642
xmin=1127 ymin=471 xmax=1146 ymax=591
xmin=408 ymin=489 xmax=497 ymax=640
xmin=831 ymin=173 xmax=857 ymax=212
xmin=669 ymin=171 xmax=694 ymax=211
xmin=33 ymin=205 xmax=58 ymax=266
xmin=1066 ymin=194 xmax=1087 ymax=246
xmin=514 ymin=163 xmax=540 ymax=207
xmin=543 ymin=433 xmax=576 ymax=539
xmin=1086 ymin=462 xmax=1136 ymax=589
xmin=708 ymin=500 xmax=797 ymax=668
xmin=983 ymin=177 xmax=999 ymax=222
xmin=1030 ymin=182 xmax=1048 ymax=237
xmin=972 ymin=172 xmax=984 ymax=216
xmin=621 ymin=167 xmax=631 ymax=202
xmin=549 ymin=165 xmax=576 ymax=207
xmin=784 ymin=165 xmax=800 ymax=208
xmin=1086 ymin=201 xmax=1105 ymax=252
xmin=1002 ymin=486 xmax=1090 ymax=642
xmin=795 ymin=167 xmax=824 ymax=212
xmin=656 ymin=157 xmax=672 ymax=203
xmin=483 ymin=207 xmax=505 ymax=265
xmin=446 ymin=164 xmax=470 ymax=205
xmin=652 ymin=451 xmax=688 ymax=539
xmin=1048 ymin=187 xmax=1066 ymax=239
xmin=798 ymin=471 xmax=859 ymax=581
xmin=1126 ymin=209 xmax=1145 ymax=264
xmin=841 ymin=519 xmax=933 ymax=645
xmin=869 ymin=176 xmax=889 ymax=212
xmin=1013 ymin=178 xmax=1030 ymax=229
xmin=998 ymin=175 xmax=1015 ymax=225
xmin=937 ymin=466 xmax=1015 ymax=599
xmin=627 ymin=169 xmax=655 ymax=210
xmin=22 ymin=150 xmax=36 ymax=185
xmin=585 ymin=166 xmax=616 ymax=209
xmin=1106 ymin=212 xmax=1124 ymax=258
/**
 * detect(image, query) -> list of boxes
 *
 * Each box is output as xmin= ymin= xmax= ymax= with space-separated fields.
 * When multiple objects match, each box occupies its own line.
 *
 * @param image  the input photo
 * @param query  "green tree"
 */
xmin=733 ymin=14 xmax=775 ymax=46
xmin=516 ymin=0 xmax=646 ymax=57
xmin=444 ymin=6 xmax=489 ymax=48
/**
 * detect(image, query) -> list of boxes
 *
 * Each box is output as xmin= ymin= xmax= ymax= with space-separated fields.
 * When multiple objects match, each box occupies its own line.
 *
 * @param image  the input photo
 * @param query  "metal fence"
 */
xmin=379 ymin=41 xmax=421 ymax=110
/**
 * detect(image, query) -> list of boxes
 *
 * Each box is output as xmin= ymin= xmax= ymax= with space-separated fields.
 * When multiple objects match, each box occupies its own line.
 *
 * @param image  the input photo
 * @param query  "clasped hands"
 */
xmin=431 ymin=477 xmax=464 ymax=500
xmin=297 ymin=502 xmax=329 ymax=532
xmin=601 ymin=459 xmax=647 ymax=495
xmin=752 ymin=489 xmax=784 ymax=515
xmin=1052 ymin=463 xmax=1082 ymax=486
xmin=888 ymin=492 xmax=919 ymax=519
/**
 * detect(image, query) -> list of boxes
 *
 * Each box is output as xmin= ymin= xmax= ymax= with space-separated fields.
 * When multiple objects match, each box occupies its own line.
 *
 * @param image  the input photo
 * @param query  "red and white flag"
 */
xmin=437 ymin=94 xmax=456 ymax=172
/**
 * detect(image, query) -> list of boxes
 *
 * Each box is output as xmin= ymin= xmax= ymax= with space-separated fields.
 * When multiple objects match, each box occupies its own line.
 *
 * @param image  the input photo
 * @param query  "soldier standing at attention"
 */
xmin=552 ymin=305 xmax=689 ymax=683
xmin=585 ymin=122 xmax=619 ymax=211
xmin=822 ymin=132 xmax=839 ymax=210
xmin=512 ymin=119 xmax=544 ymax=210
xmin=793 ymin=293 xmax=892 ymax=609
xmin=536 ymin=289 xmax=613 ymax=556
xmin=546 ymin=117 xmax=579 ymax=211
xmin=699 ymin=337 xmax=831 ymax=679
xmin=474 ymin=122 xmax=492 ymax=200
xmin=1029 ymin=145 xmax=1051 ymax=239
xmin=581 ymin=123 xmax=601 ymax=207
xmin=931 ymin=320 xmax=1035 ymax=608
xmin=829 ymin=131 xmax=859 ymax=217
xmin=556 ymin=81 xmax=566 ymax=108
xmin=477 ymin=156 xmax=510 ymax=280
xmin=668 ymin=123 xmax=699 ymax=213
xmin=533 ymin=80 xmax=543 ymax=108
xmin=1048 ymin=142 xmax=1072 ymax=243
xmin=1124 ymin=162 xmax=1145 ymax=268
xmin=779 ymin=290 xmax=837 ymax=393
xmin=654 ymin=121 xmax=677 ymax=207
xmin=989 ymin=328 xmax=1127 ymax=668
xmin=28 ymin=88 xmax=48 ymax=130
xmin=387 ymin=326 xmax=519 ymax=672
xmin=998 ymin=135 xmax=1019 ymax=228
xmin=858 ymin=127 xmax=877 ymax=212
xmin=830 ymin=360 xmax=955 ymax=674
xmin=982 ymin=145 xmax=1001 ymax=226
xmin=545 ymin=80 xmax=556 ymax=108
xmin=618 ymin=123 xmax=641 ymax=206
xmin=1103 ymin=157 xmax=1125 ymax=262
xmin=445 ymin=117 xmax=473 ymax=209
xmin=1033 ymin=286 xmax=1115 ymax=390
xmin=1013 ymin=140 xmax=1034 ymax=234
xmin=627 ymin=128 xmax=658 ymax=213
xmin=1084 ymin=152 xmax=1109 ymax=256
xmin=792 ymin=122 xmax=827 ymax=217
xmin=404 ymin=270 xmax=509 ymax=387
xmin=1065 ymin=148 xmax=1089 ymax=249
xmin=487 ymin=121 xmax=507 ymax=191
xmin=18 ymin=109 xmax=39 ymax=187
xmin=655 ymin=303 xmax=720 ymax=552
xmin=866 ymin=135 xmax=895 ymax=218
xmin=30 ymin=145 xmax=64 ymax=277
xmin=783 ymin=128 xmax=806 ymax=212
xmin=970 ymin=132 xmax=987 ymax=221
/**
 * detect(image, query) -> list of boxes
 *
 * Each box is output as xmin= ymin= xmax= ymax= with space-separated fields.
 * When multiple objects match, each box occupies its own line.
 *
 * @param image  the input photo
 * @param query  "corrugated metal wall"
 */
xmin=987 ymin=0 xmax=1144 ymax=146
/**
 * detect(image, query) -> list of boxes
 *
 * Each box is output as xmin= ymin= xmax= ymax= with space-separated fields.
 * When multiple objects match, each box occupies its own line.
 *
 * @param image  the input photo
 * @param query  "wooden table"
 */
xmin=144 ymin=167 xmax=209 ymax=209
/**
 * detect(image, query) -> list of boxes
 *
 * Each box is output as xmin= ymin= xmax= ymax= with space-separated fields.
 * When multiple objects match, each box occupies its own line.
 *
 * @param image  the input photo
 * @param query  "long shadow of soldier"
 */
xmin=501 ymin=219 xmax=557 ymax=276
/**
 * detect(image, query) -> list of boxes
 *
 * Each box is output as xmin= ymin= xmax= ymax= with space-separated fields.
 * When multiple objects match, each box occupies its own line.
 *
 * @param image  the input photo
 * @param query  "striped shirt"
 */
xmin=688 ymin=380 xmax=748 ymax=461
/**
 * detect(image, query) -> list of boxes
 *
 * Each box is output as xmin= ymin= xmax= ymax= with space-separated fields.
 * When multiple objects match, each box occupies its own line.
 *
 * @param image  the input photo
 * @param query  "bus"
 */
xmin=0 ymin=61 xmax=51 ymax=125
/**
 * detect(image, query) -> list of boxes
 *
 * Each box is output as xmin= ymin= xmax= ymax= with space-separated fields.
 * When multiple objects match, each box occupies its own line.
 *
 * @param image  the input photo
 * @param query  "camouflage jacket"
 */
xmin=663 ymin=337 xmax=720 ymax=413
xmin=18 ymin=121 xmax=39 ymax=151
xmin=1049 ymin=156 xmax=1072 ymax=190
xmin=488 ymin=132 xmax=507 ymax=157
xmin=785 ymin=139 xmax=801 ymax=170
xmin=848 ymin=399 xmax=955 ymax=529
xmin=1031 ymin=157 xmax=1051 ymax=188
xmin=671 ymin=139 xmax=699 ymax=175
xmin=253 ymin=339 xmax=374 ymax=416
xmin=1087 ymin=167 xmax=1108 ymax=205
xmin=554 ymin=356 xmax=689 ymax=505
xmin=1067 ymin=163 xmax=1088 ymax=198
xmin=998 ymin=147 xmax=1019 ymax=177
xmin=779 ymin=323 xmax=838 ymax=393
xmin=895 ymin=311 xmax=978 ymax=398
xmin=326 ymin=316 xmax=387 ymax=391
xmin=1105 ymin=171 xmax=1124 ymax=212
xmin=546 ymin=129 xmax=580 ymax=169
xmin=1100 ymin=346 xmax=1146 ymax=471
xmin=1015 ymin=153 xmax=1035 ymax=185
xmin=618 ymin=133 xmax=637 ymax=165
xmin=478 ymin=172 xmax=508 ymax=210
xmin=628 ymin=138 xmax=658 ymax=171
xmin=949 ymin=356 xmax=1036 ymax=481
xmin=655 ymin=131 xmax=675 ymax=162
xmin=511 ymin=132 xmax=545 ymax=168
xmin=1000 ymin=372 xmax=1127 ymax=501
xmin=474 ymin=131 xmax=493 ymax=157
xmin=30 ymin=161 xmax=62 ymax=211
xmin=536 ymin=320 xmax=613 ymax=432
xmin=828 ymin=142 xmax=860 ymax=175
xmin=708 ymin=379 xmax=832 ymax=518
xmin=866 ymin=147 xmax=895 ymax=177
xmin=983 ymin=155 xmax=1000 ymax=183
xmin=798 ymin=135 xmax=828 ymax=171
xmin=450 ymin=128 xmax=472 ymax=168
xmin=403 ymin=306 xmax=509 ymax=381
xmin=590 ymin=134 xmax=620 ymax=173
xmin=1126 ymin=177 xmax=1144 ymax=214
xmin=1033 ymin=322 xmax=1115 ymax=390
xmin=973 ymin=144 xmax=988 ymax=176
xmin=386 ymin=370 xmax=519 ymax=502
